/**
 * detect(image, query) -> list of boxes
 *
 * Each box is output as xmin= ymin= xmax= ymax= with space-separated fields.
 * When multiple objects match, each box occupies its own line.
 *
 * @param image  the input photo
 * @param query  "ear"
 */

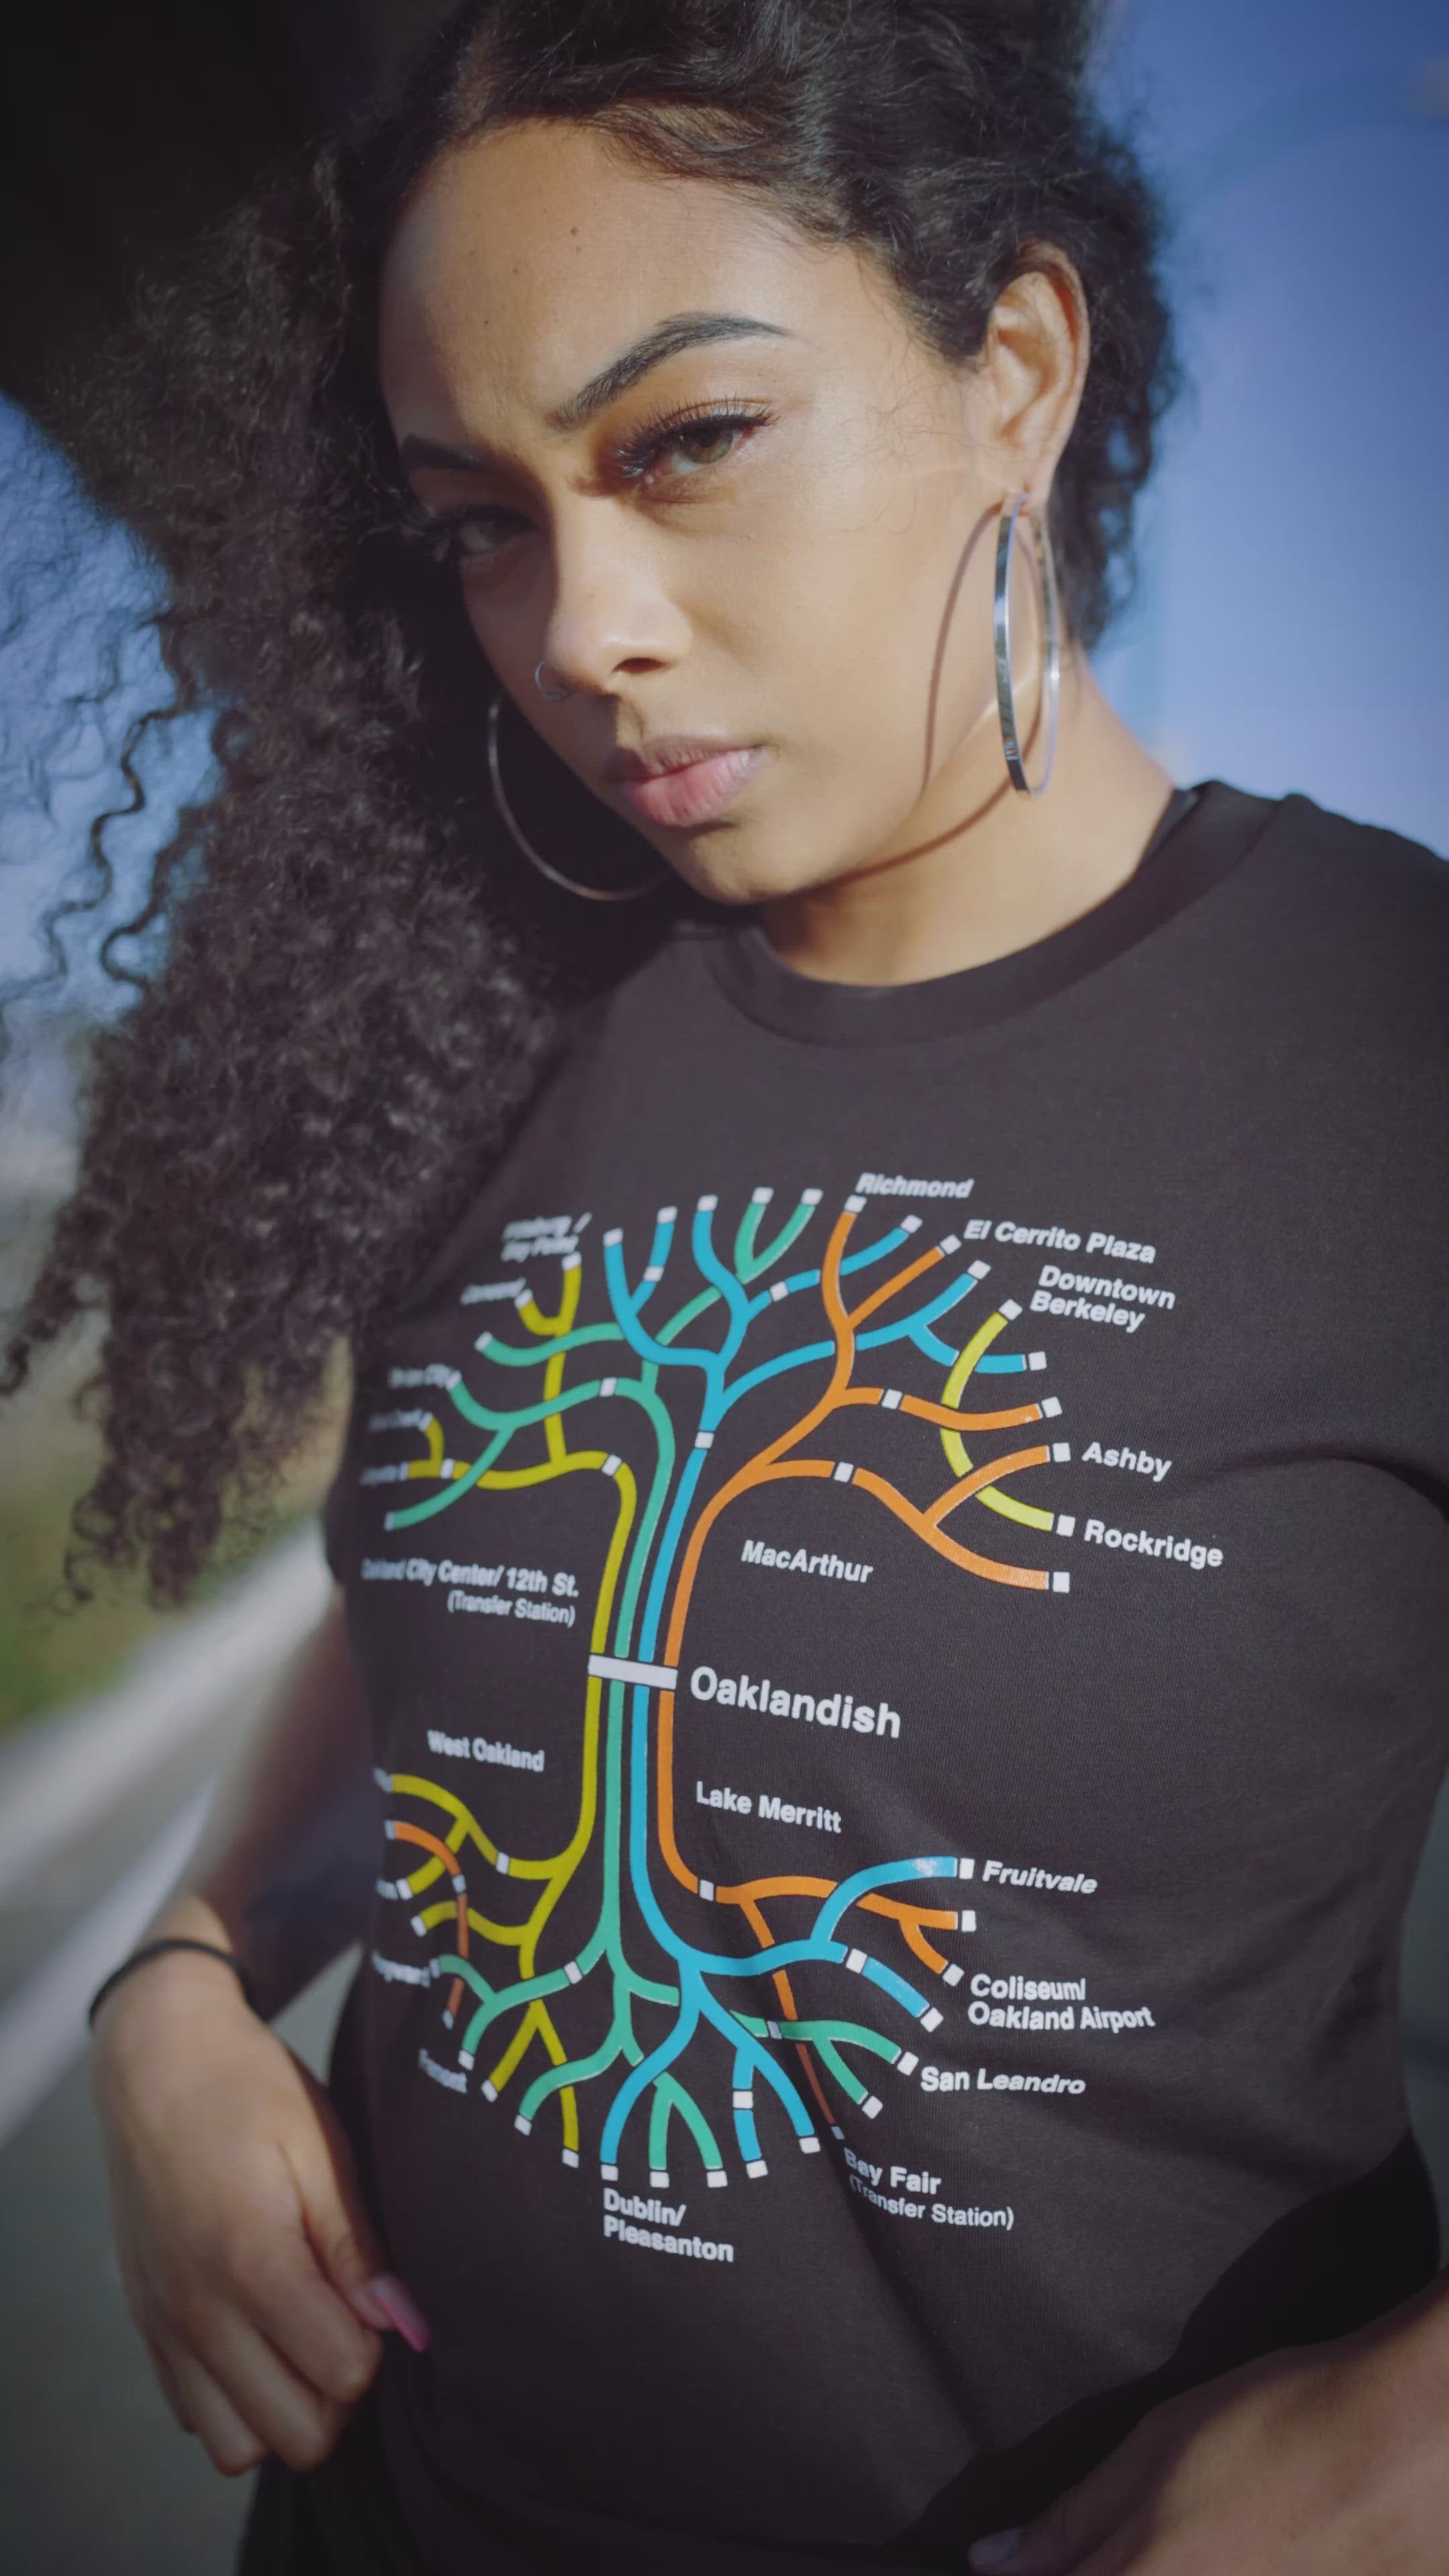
xmin=979 ymin=255 xmax=1090 ymax=507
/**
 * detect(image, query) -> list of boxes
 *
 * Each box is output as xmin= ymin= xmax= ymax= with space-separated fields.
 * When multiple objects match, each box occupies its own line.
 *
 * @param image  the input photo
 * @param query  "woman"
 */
xmin=9 ymin=1 xmax=1447 ymax=2568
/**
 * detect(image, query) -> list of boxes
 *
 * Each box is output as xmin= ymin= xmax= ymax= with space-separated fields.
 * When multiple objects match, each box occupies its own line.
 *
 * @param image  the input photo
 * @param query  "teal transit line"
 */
xmin=472 ymin=1320 xmax=623 ymax=1366
xmin=690 ymin=1199 xmax=753 ymax=1357
xmin=449 ymin=1377 xmax=602 ymax=1436
xmin=459 ymin=1960 xmax=578 ymax=2061
xmin=600 ymin=1992 xmax=701 ymax=2164
xmin=657 ymin=1287 xmax=719 ymax=1344
xmin=648 ymin=2072 xmax=723 ymax=2178
xmin=432 ymin=1954 xmax=495 ymax=2009
xmin=604 ymin=1232 xmax=722 ymax=1383
xmin=603 ymin=1384 xmax=676 ymax=1660
xmin=518 ymin=2018 xmax=641 ymax=2127
xmin=634 ymin=1445 xmax=709 ymax=1661
xmin=384 ymin=1422 xmax=512 ymax=1529
xmin=734 ymin=1187 xmax=820 ymax=1284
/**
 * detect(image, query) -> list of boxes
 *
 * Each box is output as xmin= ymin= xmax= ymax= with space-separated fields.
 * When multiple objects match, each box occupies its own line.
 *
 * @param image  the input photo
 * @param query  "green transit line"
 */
xmin=433 ymin=1953 xmax=496 ymax=2009
xmin=460 ymin=1960 xmax=577 ymax=2059
xmin=735 ymin=1189 xmax=820 ymax=1284
xmin=519 ymin=2012 xmax=643 ymax=2125
xmin=816 ymin=2036 xmax=869 ymax=2105
xmin=735 ymin=2010 xmax=900 ymax=2110
xmin=474 ymin=1321 xmax=625 ymax=1368
xmin=777 ymin=2018 xmax=900 ymax=2060
xmin=385 ymin=1421 xmax=511 ymax=1528
xmin=449 ymin=1377 xmax=602 ymax=1436
xmin=657 ymin=1287 xmax=720 ymax=1345
xmin=649 ymin=2070 xmax=724 ymax=2176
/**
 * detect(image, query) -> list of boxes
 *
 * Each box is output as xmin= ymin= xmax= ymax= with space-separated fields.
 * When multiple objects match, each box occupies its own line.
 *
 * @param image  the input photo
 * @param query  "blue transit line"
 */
xmin=621 ymin=1674 xmax=908 ymax=1997
xmin=690 ymin=1199 xmax=753 ymax=1357
xmin=743 ymin=1265 xmax=822 ymax=1323
xmin=635 ymin=1444 xmax=708 ymax=1660
xmin=384 ymin=1423 xmax=513 ymax=1529
xmin=859 ymin=1266 xmax=984 ymax=1348
xmin=604 ymin=1385 xmax=676 ymax=1660
xmin=735 ymin=1226 xmax=914 ymax=1328
xmin=600 ymin=1991 xmax=701 ymax=2163
xmin=729 ymin=2047 xmax=764 ymax=2164
xmin=706 ymin=2002 xmax=812 ymax=2137
xmin=977 ymin=1352 xmax=1026 ymax=1373
xmin=717 ymin=1337 xmax=835 ymax=1413
xmin=812 ymin=1855 xmax=959 ymax=1947
xmin=839 ymin=1223 xmax=917 ymax=1273
xmin=472 ymin=1320 xmax=623 ymax=1366
xmin=604 ymin=1230 xmax=723 ymax=1383
xmin=906 ymin=1322 xmax=959 ymax=1366
xmin=858 ymin=1954 xmax=933 ymax=2018
xmin=629 ymin=1208 xmax=678 ymax=1316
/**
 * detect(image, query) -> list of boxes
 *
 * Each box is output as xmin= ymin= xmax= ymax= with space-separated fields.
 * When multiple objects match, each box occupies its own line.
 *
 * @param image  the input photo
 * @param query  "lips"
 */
xmin=605 ymin=739 xmax=770 ymax=829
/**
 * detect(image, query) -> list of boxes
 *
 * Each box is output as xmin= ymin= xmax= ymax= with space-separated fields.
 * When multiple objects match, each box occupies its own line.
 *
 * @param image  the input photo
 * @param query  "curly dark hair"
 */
xmin=2 ymin=0 xmax=1179 ymax=1603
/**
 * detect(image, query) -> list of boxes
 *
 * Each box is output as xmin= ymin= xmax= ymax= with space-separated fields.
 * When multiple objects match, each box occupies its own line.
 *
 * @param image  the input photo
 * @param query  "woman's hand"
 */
xmin=968 ymin=2288 xmax=1449 ymax=2575
xmin=91 ymin=1947 xmax=428 ymax=2477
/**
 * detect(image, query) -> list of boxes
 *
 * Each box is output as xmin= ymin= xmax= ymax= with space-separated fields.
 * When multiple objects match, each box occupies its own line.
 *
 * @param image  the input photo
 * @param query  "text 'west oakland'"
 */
xmin=690 ymin=1666 xmax=901 ymax=1738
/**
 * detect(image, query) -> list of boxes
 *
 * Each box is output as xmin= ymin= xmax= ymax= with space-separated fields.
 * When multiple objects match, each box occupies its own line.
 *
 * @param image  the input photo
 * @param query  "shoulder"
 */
xmin=1232 ymin=784 xmax=1447 ymax=936
xmin=1197 ymin=783 xmax=1449 ymax=1029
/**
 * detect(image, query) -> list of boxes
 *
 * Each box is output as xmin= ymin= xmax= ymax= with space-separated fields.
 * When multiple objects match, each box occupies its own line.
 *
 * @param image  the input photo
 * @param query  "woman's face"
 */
xmin=379 ymin=119 xmax=1070 ymax=908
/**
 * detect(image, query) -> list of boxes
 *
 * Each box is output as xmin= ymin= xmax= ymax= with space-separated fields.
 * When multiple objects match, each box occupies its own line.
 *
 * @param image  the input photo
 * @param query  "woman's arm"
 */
xmin=126 ymin=1582 xmax=378 ymax=2021
xmin=89 ymin=1590 xmax=427 ymax=2478
xmin=969 ymin=2269 xmax=1449 ymax=2573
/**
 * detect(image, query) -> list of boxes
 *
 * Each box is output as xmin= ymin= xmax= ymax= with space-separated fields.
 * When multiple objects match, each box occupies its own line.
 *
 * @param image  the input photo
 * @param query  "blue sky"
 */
xmin=1094 ymin=0 xmax=1449 ymax=849
xmin=3 ymin=0 xmax=1446 ymax=1012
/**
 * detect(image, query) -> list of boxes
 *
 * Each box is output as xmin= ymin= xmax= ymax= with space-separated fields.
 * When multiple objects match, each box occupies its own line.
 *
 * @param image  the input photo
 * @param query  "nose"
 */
xmin=531 ymin=499 xmax=690 ymax=698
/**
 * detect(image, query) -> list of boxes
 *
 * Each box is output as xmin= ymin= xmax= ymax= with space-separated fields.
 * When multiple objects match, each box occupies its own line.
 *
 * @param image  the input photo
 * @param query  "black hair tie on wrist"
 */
xmin=87 ymin=1937 xmax=258 ymax=2031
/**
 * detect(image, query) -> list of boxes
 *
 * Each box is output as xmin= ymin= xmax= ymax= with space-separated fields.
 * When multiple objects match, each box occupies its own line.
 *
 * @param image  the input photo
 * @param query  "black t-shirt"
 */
xmin=315 ymin=781 xmax=1448 ymax=2573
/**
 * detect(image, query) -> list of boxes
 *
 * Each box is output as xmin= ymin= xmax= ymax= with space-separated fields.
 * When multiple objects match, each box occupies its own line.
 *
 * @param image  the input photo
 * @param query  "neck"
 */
xmin=761 ymin=657 xmax=1175 ymax=987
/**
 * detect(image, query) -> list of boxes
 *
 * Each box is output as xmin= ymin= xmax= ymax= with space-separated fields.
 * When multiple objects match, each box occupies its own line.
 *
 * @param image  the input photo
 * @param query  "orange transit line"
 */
xmin=653 ymin=1201 xmax=1056 ymax=2096
xmin=392 ymin=1819 xmax=470 ymax=2020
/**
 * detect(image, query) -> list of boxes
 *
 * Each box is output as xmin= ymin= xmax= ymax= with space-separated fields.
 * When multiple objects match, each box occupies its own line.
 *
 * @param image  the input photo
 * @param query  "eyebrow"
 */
xmin=397 ymin=309 xmax=794 ymax=475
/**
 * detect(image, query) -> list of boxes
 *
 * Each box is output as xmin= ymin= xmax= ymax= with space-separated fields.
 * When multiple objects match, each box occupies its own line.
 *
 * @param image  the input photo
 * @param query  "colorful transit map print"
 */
xmin=363 ymin=1183 xmax=1075 ymax=2192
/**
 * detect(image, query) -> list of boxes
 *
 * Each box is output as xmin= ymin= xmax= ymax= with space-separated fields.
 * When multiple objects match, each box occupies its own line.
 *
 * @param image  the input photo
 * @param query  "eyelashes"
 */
xmin=397 ymin=399 xmax=775 ymax=566
xmin=612 ymin=397 xmax=774 ymax=483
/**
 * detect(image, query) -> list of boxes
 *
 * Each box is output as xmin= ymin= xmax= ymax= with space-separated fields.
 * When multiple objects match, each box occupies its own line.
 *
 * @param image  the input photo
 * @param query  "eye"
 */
xmin=453 ymin=510 xmax=525 ymax=559
xmin=613 ymin=400 xmax=774 ymax=487
xmin=397 ymin=499 xmax=527 ymax=566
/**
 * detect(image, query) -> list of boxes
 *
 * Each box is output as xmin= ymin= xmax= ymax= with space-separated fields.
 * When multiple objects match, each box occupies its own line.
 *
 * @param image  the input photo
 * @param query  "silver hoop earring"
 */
xmin=534 ymin=660 xmax=573 ymax=702
xmin=993 ymin=492 xmax=1061 ymax=797
xmin=487 ymin=691 xmax=668 ymax=904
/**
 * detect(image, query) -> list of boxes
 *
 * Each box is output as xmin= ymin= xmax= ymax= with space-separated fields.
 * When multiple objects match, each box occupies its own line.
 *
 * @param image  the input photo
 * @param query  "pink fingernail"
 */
xmin=969 ymin=2534 xmax=1023 ymax=2571
xmin=363 ymin=2273 xmax=431 ymax=2351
